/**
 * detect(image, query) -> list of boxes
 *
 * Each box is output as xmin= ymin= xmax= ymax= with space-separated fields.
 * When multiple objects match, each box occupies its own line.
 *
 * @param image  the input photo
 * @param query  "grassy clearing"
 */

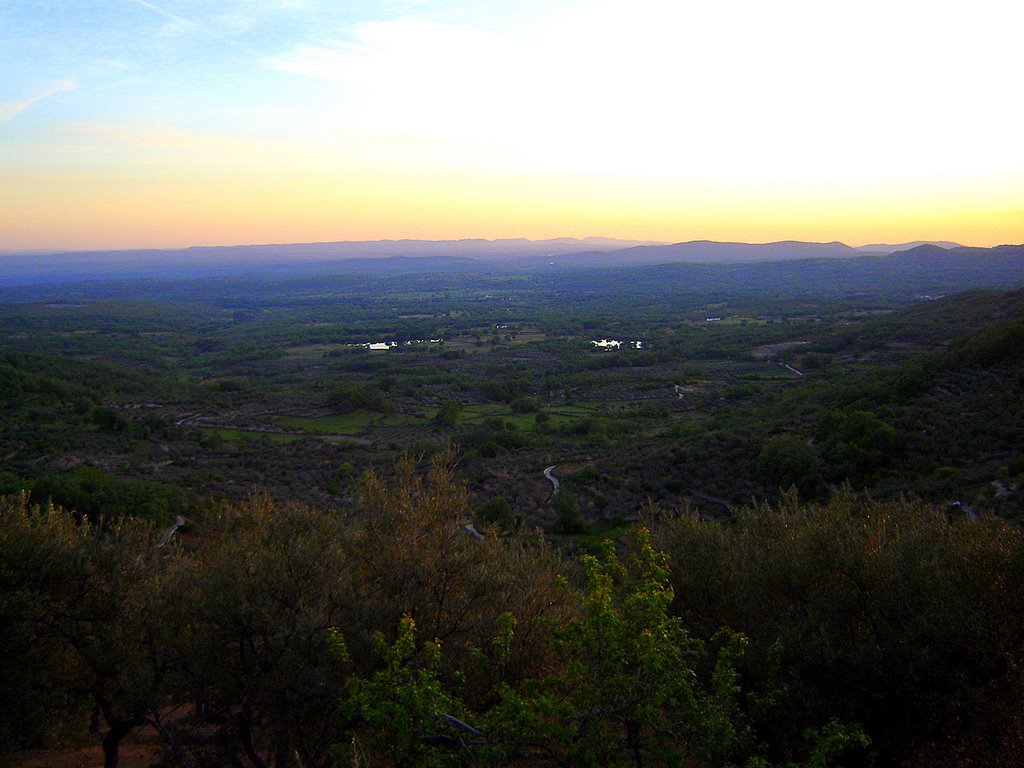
xmin=501 ymin=412 xmax=543 ymax=430
xmin=457 ymin=404 xmax=507 ymax=424
xmin=412 ymin=400 xmax=652 ymax=434
xmin=546 ymin=517 xmax=634 ymax=554
xmin=199 ymin=427 xmax=301 ymax=443
xmin=451 ymin=402 xmax=603 ymax=431
xmin=549 ymin=403 xmax=599 ymax=416
xmin=442 ymin=340 xmax=496 ymax=354
xmin=506 ymin=331 xmax=547 ymax=345
xmin=279 ymin=411 xmax=422 ymax=434
xmin=284 ymin=343 xmax=356 ymax=358
xmin=575 ymin=517 xmax=633 ymax=550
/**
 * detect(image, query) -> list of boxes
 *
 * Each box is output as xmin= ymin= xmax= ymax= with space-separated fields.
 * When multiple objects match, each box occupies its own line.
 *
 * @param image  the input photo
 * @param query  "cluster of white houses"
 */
xmin=591 ymin=339 xmax=644 ymax=349
xmin=363 ymin=339 xmax=442 ymax=350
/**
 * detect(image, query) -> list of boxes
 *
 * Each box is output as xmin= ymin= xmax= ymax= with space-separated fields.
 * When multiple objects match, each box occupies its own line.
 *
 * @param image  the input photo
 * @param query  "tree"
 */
xmin=551 ymin=491 xmax=585 ymax=534
xmin=476 ymin=496 xmax=519 ymax=530
xmin=755 ymin=436 xmax=823 ymax=499
xmin=433 ymin=400 xmax=463 ymax=427
xmin=511 ymin=396 xmax=539 ymax=413
xmin=327 ymin=384 xmax=392 ymax=413
xmin=334 ymin=528 xmax=866 ymax=768
xmin=817 ymin=410 xmax=902 ymax=484
xmin=176 ymin=494 xmax=352 ymax=768
xmin=541 ymin=528 xmax=761 ymax=767
xmin=0 ymin=494 xmax=178 ymax=768
xmin=342 ymin=616 xmax=468 ymax=768
xmin=344 ymin=455 xmax=569 ymax=689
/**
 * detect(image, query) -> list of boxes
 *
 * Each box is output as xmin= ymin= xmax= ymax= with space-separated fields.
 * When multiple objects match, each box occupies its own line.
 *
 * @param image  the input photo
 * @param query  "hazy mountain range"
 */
xmin=855 ymin=241 xmax=960 ymax=254
xmin=0 ymin=238 xmax=651 ymax=285
xmin=3 ymin=237 xmax=1020 ymax=288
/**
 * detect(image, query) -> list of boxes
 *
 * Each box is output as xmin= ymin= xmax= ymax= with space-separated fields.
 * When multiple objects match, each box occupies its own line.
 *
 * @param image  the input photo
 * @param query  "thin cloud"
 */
xmin=0 ymin=81 xmax=77 ymax=123
xmin=125 ymin=0 xmax=200 ymax=33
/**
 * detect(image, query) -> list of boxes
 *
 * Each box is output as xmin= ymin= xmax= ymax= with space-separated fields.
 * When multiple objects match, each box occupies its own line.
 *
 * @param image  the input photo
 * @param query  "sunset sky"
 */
xmin=1 ymin=0 xmax=1022 ymax=252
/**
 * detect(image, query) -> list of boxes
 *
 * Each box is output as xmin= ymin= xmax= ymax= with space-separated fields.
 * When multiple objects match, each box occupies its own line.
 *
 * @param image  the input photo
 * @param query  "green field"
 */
xmin=278 ymin=411 xmax=423 ymax=434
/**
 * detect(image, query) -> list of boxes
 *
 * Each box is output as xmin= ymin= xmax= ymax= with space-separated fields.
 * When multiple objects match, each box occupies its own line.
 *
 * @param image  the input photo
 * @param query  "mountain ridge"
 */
xmin=855 ymin=241 xmax=960 ymax=254
xmin=2 ymin=238 xmax=1021 ymax=288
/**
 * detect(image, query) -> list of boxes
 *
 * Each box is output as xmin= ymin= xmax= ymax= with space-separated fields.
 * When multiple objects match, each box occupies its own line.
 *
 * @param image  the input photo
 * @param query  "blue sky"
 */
xmin=1 ymin=1 xmax=549 ymax=137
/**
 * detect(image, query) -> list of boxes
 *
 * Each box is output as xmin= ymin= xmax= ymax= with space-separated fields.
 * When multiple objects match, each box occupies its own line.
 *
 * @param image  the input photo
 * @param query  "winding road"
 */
xmin=543 ymin=465 xmax=560 ymax=499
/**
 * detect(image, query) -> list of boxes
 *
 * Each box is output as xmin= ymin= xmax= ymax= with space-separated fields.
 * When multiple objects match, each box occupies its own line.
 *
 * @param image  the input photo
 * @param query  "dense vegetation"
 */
xmin=1 ymin=270 xmax=1022 ymax=530
xmin=4 ymin=460 xmax=1022 ymax=767
xmin=2 ymin=260 xmax=1023 ymax=765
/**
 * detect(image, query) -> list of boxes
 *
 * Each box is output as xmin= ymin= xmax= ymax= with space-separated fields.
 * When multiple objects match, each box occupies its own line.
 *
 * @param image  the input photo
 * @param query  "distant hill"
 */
xmin=2 ymin=237 xmax=1021 ymax=289
xmin=0 ymin=237 xmax=657 ymax=286
xmin=895 ymin=243 xmax=1024 ymax=259
xmin=178 ymin=237 xmax=663 ymax=262
xmin=535 ymin=240 xmax=862 ymax=268
xmin=855 ymin=241 xmax=960 ymax=254
xmin=886 ymin=243 xmax=1024 ymax=272
xmin=532 ymin=244 xmax=1024 ymax=300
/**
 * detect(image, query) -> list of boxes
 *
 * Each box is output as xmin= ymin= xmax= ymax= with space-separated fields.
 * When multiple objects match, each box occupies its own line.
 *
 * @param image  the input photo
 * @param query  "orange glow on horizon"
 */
xmin=3 ymin=161 xmax=1020 ymax=252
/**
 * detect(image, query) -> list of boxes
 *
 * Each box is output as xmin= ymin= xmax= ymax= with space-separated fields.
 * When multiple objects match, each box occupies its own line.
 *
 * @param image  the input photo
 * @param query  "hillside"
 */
xmin=2 ymin=271 xmax=1022 ymax=525
xmin=3 ymin=266 xmax=1024 ymax=768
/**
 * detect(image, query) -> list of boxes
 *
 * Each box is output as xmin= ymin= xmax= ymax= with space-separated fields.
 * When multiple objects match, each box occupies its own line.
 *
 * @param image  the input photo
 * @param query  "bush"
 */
xmin=476 ymin=496 xmax=518 ymax=530
xmin=327 ymin=384 xmax=393 ymax=413
xmin=656 ymin=491 xmax=1024 ymax=764
xmin=511 ymin=396 xmax=539 ymax=413
xmin=335 ymin=528 xmax=868 ymax=768
xmin=433 ymin=400 xmax=463 ymax=427
xmin=551 ymin=491 xmax=585 ymax=534
xmin=755 ymin=435 xmax=824 ymax=499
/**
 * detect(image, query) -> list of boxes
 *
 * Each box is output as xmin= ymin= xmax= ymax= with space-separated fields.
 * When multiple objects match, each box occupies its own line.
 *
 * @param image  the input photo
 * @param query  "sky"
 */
xmin=1 ymin=0 xmax=1022 ymax=251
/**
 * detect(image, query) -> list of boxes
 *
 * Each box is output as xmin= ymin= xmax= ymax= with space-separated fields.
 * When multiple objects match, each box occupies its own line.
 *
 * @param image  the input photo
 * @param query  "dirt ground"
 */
xmin=9 ymin=729 xmax=163 ymax=768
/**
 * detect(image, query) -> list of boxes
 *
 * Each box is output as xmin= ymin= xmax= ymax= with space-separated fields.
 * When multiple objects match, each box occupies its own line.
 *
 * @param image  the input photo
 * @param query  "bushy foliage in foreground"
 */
xmin=1 ymin=467 xmax=1022 ymax=767
xmin=657 ymin=491 xmax=1024 ymax=766
xmin=334 ymin=530 xmax=866 ymax=768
